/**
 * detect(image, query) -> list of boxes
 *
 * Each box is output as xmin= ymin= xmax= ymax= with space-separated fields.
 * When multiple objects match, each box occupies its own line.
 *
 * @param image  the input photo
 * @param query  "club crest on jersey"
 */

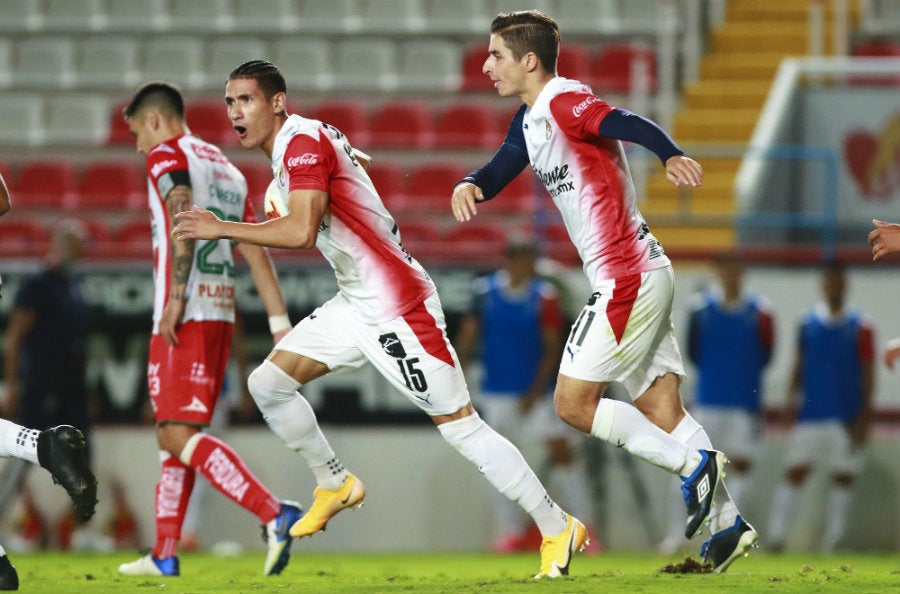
xmin=277 ymin=164 xmax=286 ymax=187
xmin=545 ymin=120 xmax=552 ymax=140
xmin=378 ymin=333 xmax=407 ymax=359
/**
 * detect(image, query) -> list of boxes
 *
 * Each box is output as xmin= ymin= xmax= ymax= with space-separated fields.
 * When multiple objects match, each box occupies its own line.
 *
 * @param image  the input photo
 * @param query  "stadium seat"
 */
xmin=591 ymin=43 xmax=657 ymax=94
xmin=400 ymin=162 xmax=467 ymax=212
xmin=359 ymin=0 xmax=424 ymax=32
xmin=540 ymin=222 xmax=580 ymax=266
xmin=0 ymin=219 xmax=49 ymax=258
xmin=77 ymin=160 xmax=144 ymax=210
xmin=442 ymin=222 xmax=508 ymax=260
xmin=142 ymin=36 xmax=206 ymax=90
xmin=366 ymin=160 xmax=404 ymax=209
xmin=0 ymin=161 xmax=13 ymax=186
xmin=170 ymin=0 xmax=233 ymax=32
xmin=335 ymin=38 xmax=398 ymax=91
xmin=396 ymin=219 xmax=442 ymax=261
xmin=0 ymin=0 xmax=41 ymax=33
xmin=397 ymin=40 xmax=462 ymax=91
xmin=106 ymin=0 xmax=169 ymax=31
xmin=460 ymin=45 xmax=491 ymax=91
xmin=15 ymin=36 xmax=76 ymax=89
xmin=234 ymin=161 xmax=274 ymax=217
xmin=0 ymin=93 xmax=45 ymax=147
xmin=424 ymin=0 xmax=487 ymax=33
xmin=234 ymin=0 xmax=298 ymax=32
xmin=206 ymin=38 xmax=271 ymax=89
xmin=105 ymin=100 xmax=132 ymax=146
xmin=112 ymin=218 xmax=153 ymax=259
xmin=14 ymin=159 xmax=79 ymax=210
xmin=0 ymin=39 xmax=13 ymax=88
xmin=310 ymin=100 xmax=370 ymax=147
xmin=433 ymin=103 xmax=499 ymax=149
xmin=296 ymin=0 xmax=361 ymax=33
xmin=368 ymin=101 xmax=434 ymax=150
xmin=619 ymin=0 xmax=661 ymax=29
xmin=272 ymin=38 xmax=334 ymax=91
xmin=80 ymin=218 xmax=115 ymax=258
xmin=487 ymin=169 xmax=541 ymax=214
xmin=555 ymin=0 xmax=617 ymax=34
xmin=43 ymin=0 xmax=105 ymax=32
xmin=44 ymin=94 xmax=110 ymax=145
xmin=493 ymin=0 xmax=554 ymax=16
xmin=557 ymin=45 xmax=592 ymax=82
xmin=185 ymin=99 xmax=237 ymax=147
xmin=79 ymin=37 xmax=141 ymax=89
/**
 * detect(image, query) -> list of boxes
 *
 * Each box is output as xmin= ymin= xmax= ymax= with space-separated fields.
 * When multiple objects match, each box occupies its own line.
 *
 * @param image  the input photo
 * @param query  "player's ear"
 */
xmin=523 ymin=52 xmax=539 ymax=73
xmin=272 ymin=92 xmax=287 ymax=116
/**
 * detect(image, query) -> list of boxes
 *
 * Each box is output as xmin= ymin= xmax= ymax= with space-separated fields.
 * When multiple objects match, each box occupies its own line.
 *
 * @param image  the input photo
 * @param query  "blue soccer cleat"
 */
xmin=681 ymin=449 xmax=727 ymax=539
xmin=262 ymin=500 xmax=304 ymax=576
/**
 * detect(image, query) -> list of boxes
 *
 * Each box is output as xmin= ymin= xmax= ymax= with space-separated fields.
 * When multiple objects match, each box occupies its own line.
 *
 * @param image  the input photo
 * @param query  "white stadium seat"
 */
xmin=44 ymin=94 xmax=110 ymax=145
xmin=272 ymin=37 xmax=335 ymax=91
xmin=234 ymin=0 xmax=298 ymax=32
xmin=0 ymin=93 xmax=45 ymax=147
xmin=79 ymin=37 xmax=141 ymax=89
xmin=424 ymin=0 xmax=488 ymax=34
xmin=296 ymin=0 xmax=362 ymax=33
xmin=0 ymin=0 xmax=42 ymax=33
xmin=43 ymin=0 xmax=106 ymax=32
xmin=555 ymin=0 xmax=618 ymax=34
xmin=169 ymin=0 xmax=234 ymax=32
xmin=358 ymin=0 xmax=424 ymax=32
xmin=0 ymin=39 xmax=13 ymax=88
xmin=15 ymin=36 xmax=76 ymax=89
xmin=397 ymin=39 xmax=462 ymax=91
xmin=206 ymin=38 xmax=272 ymax=89
xmin=106 ymin=0 xmax=170 ymax=32
xmin=335 ymin=38 xmax=398 ymax=91
xmin=142 ymin=36 xmax=206 ymax=90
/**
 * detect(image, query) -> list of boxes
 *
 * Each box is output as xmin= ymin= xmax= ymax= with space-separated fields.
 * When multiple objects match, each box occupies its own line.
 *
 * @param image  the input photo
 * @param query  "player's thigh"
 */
xmin=560 ymin=268 xmax=685 ymax=400
xmin=148 ymin=320 xmax=233 ymax=425
xmin=357 ymin=293 xmax=471 ymax=416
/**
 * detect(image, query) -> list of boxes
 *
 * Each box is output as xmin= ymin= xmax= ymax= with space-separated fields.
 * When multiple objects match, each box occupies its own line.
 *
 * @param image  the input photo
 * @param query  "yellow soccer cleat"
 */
xmin=289 ymin=473 xmax=366 ymax=538
xmin=534 ymin=515 xmax=589 ymax=579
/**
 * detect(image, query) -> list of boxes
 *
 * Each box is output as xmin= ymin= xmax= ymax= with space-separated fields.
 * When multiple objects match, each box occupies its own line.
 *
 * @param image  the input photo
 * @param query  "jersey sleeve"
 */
xmin=548 ymin=91 xmax=614 ymax=142
xmin=146 ymin=142 xmax=190 ymax=200
xmin=282 ymin=131 xmax=335 ymax=193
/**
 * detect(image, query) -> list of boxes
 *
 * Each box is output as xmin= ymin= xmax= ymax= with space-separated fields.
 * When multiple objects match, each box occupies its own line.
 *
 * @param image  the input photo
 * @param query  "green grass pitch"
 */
xmin=7 ymin=550 xmax=900 ymax=593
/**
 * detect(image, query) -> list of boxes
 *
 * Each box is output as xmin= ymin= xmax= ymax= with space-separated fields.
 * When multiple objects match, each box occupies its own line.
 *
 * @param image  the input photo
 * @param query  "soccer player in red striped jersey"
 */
xmin=451 ymin=10 xmax=753 ymax=571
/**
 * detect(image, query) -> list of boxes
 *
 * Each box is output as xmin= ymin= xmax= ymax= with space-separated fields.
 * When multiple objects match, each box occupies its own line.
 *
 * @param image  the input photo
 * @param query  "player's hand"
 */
xmin=352 ymin=148 xmax=372 ymax=172
xmin=173 ymin=206 xmax=222 ymax=241
xmin=664 ymin=155 xmax=703 ymax=187
xmin=868 ymin=219 xmax=900 ymax=261
xmin=884 ymin=338 xmax=900 ymax=370
xmin=158 ymin=297 xmax=185 ymax=346
xmin=451 ymin=182 xmax=484 ymax=222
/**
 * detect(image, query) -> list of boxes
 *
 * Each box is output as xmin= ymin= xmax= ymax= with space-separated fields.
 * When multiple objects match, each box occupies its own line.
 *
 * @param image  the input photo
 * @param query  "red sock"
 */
xmin=188 ymin=434 xmax=280 ymax=524
xmin=152 ymin=454 xmax=195 ymax=559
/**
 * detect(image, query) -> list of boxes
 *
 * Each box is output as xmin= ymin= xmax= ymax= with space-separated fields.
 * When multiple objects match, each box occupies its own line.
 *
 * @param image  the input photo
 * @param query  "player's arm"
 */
xmin=159 ymin=183 xmax=195 ymax=346
xmin=852 ymin=322 xmax=876 ymax=446
xmin=237 ymin=242 xmax=291 ymax=344
xmin=1 ymin=306 xmax=36 ymax=417
xmin=685 ymin=303 xmax=702 ymax=366
xmin=758 ymin=306 xmax=776 ymax=366
xmin=452 ymin=106 xmax=529 ymax=222
xmin=173 ymin=188 xmax=328 ymax=250
xmin=0 ymin=171 xmax=11 ymax=217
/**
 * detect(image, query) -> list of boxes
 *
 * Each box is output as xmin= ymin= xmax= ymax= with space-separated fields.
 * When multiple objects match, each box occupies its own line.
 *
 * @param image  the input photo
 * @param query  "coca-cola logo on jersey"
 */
xmin=150 ymin=159 xmax=179 ymax=178
xmin=287 ymin=153 xmax=318 ymax=168
xmin=572 ymin=96 xmax=598 ymax=118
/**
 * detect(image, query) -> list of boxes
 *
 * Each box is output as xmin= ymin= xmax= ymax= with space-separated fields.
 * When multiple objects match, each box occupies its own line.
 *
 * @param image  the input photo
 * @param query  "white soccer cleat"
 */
xmin=118 ymin=554 xmax=179 ymax=576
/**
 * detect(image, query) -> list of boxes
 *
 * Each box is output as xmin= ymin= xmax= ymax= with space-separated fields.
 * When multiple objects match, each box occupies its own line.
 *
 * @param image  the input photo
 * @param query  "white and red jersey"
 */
xmin=144 ymin=134 xmax=255 ymax=333
xmin=524 ymin=77 xmax=669 ymax=286
xmin=270 ymin=114 xmax=434 ymax=323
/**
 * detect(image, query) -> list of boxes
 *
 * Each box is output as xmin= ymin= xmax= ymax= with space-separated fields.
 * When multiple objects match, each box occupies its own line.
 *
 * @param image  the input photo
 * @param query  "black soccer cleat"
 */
xmin=700 ymin=515 xmax=759 ymax=573
xmin=37 ymin=425 xmax=98 ymax=522
xmin=0 ymin=555 xmax=18 ymax=591
xmin=681 ymin=449 xmax=727 ymax=539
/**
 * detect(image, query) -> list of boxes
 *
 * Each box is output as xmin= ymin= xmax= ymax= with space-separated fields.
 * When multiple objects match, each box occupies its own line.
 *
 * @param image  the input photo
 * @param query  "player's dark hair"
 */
xmin=123 ymin=81 xmax=185 ymax=119
xmin=490 ymin=10 xmax=560 ymax=74
xmin=228 ymin=60 xmax=287 ymax=99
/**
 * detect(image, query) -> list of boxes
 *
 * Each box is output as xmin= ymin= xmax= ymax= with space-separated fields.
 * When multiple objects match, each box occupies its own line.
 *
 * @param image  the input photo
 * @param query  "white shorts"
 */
xmin=478 ymin=393 xmax=575 ymax=443
xmin=691 ymin=405 xmax=760 ymax=461
xmin=275 ymin=291 xmax=471 ymax=416
xmin=559 ymin=266 xmax=685 ymax=400
xmin=784 ymin=420 xmax=861 ymax=476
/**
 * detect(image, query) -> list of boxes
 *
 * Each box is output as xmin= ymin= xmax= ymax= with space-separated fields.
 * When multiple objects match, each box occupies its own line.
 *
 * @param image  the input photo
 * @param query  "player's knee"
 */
xmin=247 ymin=360 xmax=299 ymax=409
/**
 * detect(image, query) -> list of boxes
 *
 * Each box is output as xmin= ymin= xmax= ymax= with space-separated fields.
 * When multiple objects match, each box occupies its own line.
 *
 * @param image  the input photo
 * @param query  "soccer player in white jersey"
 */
xmin=116 ymin=83 xmax=303 ymax=578
xmin=450 ymin=11 xmax=754 ymax=572
xmin=172 ymin=60 xmax=584 ymax=579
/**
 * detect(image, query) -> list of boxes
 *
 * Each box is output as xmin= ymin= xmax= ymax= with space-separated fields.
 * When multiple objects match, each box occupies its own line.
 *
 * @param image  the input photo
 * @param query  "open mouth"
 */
xmin=234 ymin=125 xmax=247 ymax=138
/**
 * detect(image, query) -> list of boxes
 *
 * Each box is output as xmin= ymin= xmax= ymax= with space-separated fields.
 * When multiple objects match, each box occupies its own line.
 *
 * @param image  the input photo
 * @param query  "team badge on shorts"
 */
xmin=378 ymin=332 xmax=407 ymax=359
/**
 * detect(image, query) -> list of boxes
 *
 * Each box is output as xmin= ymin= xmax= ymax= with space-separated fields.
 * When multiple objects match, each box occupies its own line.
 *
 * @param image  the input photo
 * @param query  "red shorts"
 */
xmin=147 ymin=320 xmax=232 ymax=425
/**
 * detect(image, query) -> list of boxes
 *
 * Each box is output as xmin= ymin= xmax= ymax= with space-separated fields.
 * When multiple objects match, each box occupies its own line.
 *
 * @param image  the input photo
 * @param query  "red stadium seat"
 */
xmin=77 ymin=160 xmax=144 ymax=210
xmin=368 ymin=101 xmax=434 ymax=149
xmin=442 ymin=222 xmax=508 ymax=260
xmin=487 ymin=169 xmax=541 ymax=214
xmin=0 ymin=162 xmax=14 ymax=188
xmin=15 ymin=159 xmax=78 ymax=210
xmin=540 ymin=222 xmax=580 ymax=266
xmin=106 ymin=100 xmax=132 ymax=146
xmin=396 ymin=219 xmax=442 ymax=261
xmin=557 ymin=44 xmax=592 ymax=82
xmin=112 ymin=218 xmax=153 ymax=259
xmin=186 ymin=99 xmax=238 ymax=147
xmin=591 ymin=43 xmax=657 ymax=93
xmin=235 ymin=161 xmax=274 ymax=219
xmin=0 ymin=219 xmax=49 ymax=258
xmin=460 ymin=45 xmax=491 ymax=91
xmin=400 ymin=162 xmax=467 ymax=213
xmin=80 ymin=218 xmax=117 ymax=258
xmin=310 ymin=100 xmax=370 ymax=147
xmin=433 ymin=102 xmax=500 ymax=149
xmin=366 ymin=160 xmax=404 ymax=210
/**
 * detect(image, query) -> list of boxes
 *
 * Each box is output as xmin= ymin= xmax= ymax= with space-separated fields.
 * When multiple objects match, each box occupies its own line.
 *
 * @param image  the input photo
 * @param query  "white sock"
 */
xmin=247 ymin=360 xmax=347 ymax=489
xmin=0 ymin=544 xmax=5 ymax=557
xmin=591 ymin=398 xmax=701 ymax=476
xmin=0 ymin=418 xmax=39 ymax=465
xmin=766 ymin=483 xmax=797 ymax=546
xmin=438 ymin=413 xmax=568 ymax=537
xmin=670 ymin=412 xmax=738 ymax=533
xmin=822 ymin=484 xmax=851 ymax=552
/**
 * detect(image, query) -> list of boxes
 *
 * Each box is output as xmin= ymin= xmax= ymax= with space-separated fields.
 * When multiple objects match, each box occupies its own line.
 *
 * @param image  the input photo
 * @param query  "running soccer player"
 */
xmin=450 ymin=10 xmax=750 ymax=571
xmin=173 ymin=60 xmax=585 ymax=579
xmin=117 ymin=82 xmax=302 ymax=578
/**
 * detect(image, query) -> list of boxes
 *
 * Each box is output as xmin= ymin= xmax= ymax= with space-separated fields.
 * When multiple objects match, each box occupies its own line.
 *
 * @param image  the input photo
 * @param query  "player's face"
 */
xmin=225 ymin=77 xmax=283 ymax=155
xmin=483 ymin=35 xmax=527 ymax=98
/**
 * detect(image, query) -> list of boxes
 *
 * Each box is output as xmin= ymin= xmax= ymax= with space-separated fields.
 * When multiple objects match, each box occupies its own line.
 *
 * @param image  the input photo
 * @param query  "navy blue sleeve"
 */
xmin=598 ymin=108 xmax=684 ymax=165
xmin=455 ymin=105 xmax=530 ymax=201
